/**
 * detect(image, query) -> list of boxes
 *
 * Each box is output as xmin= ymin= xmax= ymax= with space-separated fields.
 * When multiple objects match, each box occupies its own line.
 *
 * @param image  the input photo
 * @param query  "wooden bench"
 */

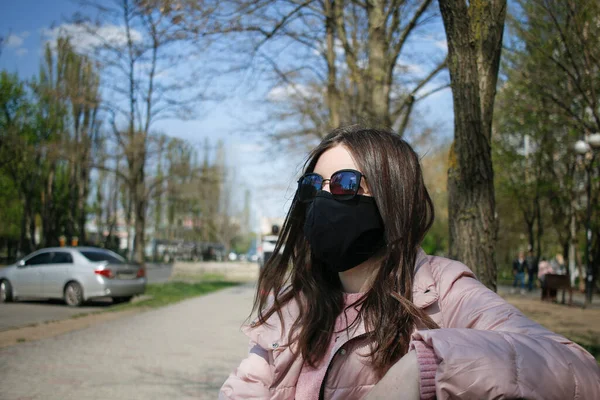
xmin=542 ymin=274 xmax=573 ymax=306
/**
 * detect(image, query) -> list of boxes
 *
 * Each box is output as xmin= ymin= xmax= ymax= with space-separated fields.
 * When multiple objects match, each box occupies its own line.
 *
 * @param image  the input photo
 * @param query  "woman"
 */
xmin=220 ymin=126 xmax=600 ymax=400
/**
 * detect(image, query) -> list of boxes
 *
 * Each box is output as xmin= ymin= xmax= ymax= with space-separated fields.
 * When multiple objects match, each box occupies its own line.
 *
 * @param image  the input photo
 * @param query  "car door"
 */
xmin=12 ymin=252 xmax=52 ymax=297
xmin=41 ymin=251 xmax=73 ymax=299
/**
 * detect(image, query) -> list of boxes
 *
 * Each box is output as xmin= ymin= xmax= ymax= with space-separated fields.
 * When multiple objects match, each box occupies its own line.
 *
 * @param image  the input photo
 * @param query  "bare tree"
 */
xmin=438 ymin=0 xmax=507 ymax=291
xmin=225 ymin=0 xmax=447 ymax=140
xmin=71 ymin=0 xmax=220 ymax=263
xmin=61 ymin=39 xmax=102 ymax=245
xmin=211 ymin=144 xmax=241 ymax=251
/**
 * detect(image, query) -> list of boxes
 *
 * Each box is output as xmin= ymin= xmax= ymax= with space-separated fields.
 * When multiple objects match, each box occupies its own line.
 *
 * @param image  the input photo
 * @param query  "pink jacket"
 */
xmin=538 ymin=260 xmax=553 ymax=279
xmin=220 ymin=252 xmax=600 ymax=399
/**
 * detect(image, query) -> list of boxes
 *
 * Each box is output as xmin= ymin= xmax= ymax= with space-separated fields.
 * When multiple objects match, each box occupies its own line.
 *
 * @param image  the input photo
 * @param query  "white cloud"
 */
xmin=5 ymin=33 xmax=25 ymax=48
xmin=395 ymin=62 xmax=425 ymax=75
xmin=43 ymin=23 xmax=143 ymax=53
xmin=434 ymin=39 xmax=448 ymax=51
xmin=235 ymin=143 xmax=266 ymax=153
xmin=406 ymin=63 xmax=425 ymax=74
xmin=267 ymin=83 xmax=317 ymax=102
xmin=4 ymin=32 xmax=30 ymax=56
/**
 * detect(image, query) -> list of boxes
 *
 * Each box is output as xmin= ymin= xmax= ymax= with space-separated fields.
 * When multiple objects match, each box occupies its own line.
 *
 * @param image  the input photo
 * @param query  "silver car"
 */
xmin=0 ymin=247 xmax=146 ymax=306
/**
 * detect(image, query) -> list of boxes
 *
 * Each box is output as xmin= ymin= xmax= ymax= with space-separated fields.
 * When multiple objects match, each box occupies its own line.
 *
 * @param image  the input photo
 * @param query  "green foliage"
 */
xmin=0 ymin=174 xmax=21 ymax=240
xmin=111 ymin=280 xmax=238 ymax=311
xmin=0 ymin=70 xmax=38 ymax=252
xmin=421 ymin=232 xmax=446 ymax=257
xmin=0 ymin=37 xmax=102 ymax=253
xmin=493 ymin=0 xmax=600 ymax=264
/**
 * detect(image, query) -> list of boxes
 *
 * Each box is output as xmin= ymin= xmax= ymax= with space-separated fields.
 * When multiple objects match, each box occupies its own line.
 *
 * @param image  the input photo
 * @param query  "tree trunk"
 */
xmin=366 ymin=0 xmax=391 ymax=127
xmin=28 ymin=205 xmax=36 ymax=251
xmin=77 ymin=172 xmax=88 ymax=245
xmin=324 ymin=0 xmax=340 ymax=129
xmin=42 ymin=163 xmax=57 ymax=247
xmin=447 ymin=143 xmax=497 ymax=290
xmin=77 ymin=151 xmax=90 ymax=245
xmin=67 ymin=154 xmax=78 ymax=242
xmin=130 ymin=147 xmax=147 ymax=265
xmin=568 ymin=209 xmax=579 ymax=287
xmin=439 ymin=0 xmax=507 ymax=291
xmin=562 ymin=240 xmax=570 ymax=280
xmin=534 ymin=192 xmax=542 ymax=257
xmin=19 ymin=195 xmax=28 ymax=255
xmin=526 ymin=217 xmax=535 ymax=254
xmin=134 ymin=194 xmax=146 ymax=265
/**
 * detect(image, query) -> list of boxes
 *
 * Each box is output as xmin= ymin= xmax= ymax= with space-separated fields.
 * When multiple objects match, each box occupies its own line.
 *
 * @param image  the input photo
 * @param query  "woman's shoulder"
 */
xmin=425 ymin=255 xmax=476 ymax=282
xmin=242 ymin=290 xmax=301 ymax=349
xmin=419 ymin=254 xmax=480 ymax=299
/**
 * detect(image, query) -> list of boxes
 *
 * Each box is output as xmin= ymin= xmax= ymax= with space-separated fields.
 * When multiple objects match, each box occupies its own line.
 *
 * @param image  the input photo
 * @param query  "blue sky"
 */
xmin=1 ymin=0 xmax=454 ymax=228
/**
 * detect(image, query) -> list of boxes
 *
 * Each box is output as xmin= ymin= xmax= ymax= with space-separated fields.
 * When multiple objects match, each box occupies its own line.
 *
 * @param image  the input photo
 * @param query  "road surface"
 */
xmin=0 ymin=281 xmax=254 ymax=399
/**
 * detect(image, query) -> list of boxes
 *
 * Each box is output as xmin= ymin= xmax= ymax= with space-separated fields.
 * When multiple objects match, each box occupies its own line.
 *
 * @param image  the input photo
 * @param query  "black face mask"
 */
xmin=303 ymin=191 xmax=385 ymax=272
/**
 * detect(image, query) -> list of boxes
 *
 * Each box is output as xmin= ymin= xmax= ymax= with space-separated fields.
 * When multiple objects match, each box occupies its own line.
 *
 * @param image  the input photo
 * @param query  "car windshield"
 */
xmin=80 ymin=250 xmax=125 ymax=264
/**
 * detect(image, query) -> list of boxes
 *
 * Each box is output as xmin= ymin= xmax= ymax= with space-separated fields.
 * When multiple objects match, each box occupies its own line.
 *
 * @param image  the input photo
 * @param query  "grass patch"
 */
xmin=16 ymin=338 xmax=26 ymax=343
xmin=168 ymin=272 xmax=231 ymax=283
xmin=506 ymin=297 xmax=600 ymax=362
xmin=110 ymin=279 xmax=239 ymax=311
xmin=560 ymin=331 xmax=600 ymax=361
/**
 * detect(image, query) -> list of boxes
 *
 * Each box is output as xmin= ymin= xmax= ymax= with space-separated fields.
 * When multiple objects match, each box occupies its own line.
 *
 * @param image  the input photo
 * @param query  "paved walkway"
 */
xmin=1 ymin=279 xmax=598 ymax=400
xmin=497 ymin=284 xmax=600 ymax=308
xmin=0 ymin=283 xmax=255 ymax=400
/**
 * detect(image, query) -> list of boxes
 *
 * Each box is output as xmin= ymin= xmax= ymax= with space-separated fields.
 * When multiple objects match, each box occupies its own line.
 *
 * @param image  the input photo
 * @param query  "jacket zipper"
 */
xmin=318 ymin=332 xmax=370 ymax=400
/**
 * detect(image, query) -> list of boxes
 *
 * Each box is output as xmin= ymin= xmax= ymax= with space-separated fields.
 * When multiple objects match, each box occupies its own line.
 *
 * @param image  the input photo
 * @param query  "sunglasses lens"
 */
xmin=299 ymin=174 xmax=322 ymax=201
xmin=330 ymin=171 xmax=359 ymax=197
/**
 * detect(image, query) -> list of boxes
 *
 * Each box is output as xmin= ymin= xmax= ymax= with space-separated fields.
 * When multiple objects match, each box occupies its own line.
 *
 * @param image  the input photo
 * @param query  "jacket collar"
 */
xmin=412 ymin=248 xmax=438 ymax=309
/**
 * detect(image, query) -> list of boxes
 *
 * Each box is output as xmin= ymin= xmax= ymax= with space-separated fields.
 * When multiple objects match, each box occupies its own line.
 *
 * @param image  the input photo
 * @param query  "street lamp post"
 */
xmin=574 ymin=133 xmax=600 ymax=306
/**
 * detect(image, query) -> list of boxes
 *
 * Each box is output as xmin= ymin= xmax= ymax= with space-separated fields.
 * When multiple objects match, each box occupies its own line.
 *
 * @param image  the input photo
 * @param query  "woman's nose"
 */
xmin=320 ymin=179 xmax=331 ymax=192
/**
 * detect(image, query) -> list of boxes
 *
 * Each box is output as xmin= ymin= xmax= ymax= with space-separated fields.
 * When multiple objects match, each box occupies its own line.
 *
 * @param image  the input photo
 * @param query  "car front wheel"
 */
xmin=64 ymin=282 xmax=84 ymax=307
xmin=0 ymin=280 xmax=13 ymax=303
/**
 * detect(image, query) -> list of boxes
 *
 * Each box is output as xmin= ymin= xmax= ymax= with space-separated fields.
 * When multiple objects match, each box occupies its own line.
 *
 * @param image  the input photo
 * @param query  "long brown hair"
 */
xmin=252 ymin=125 xmax=438 ymax=375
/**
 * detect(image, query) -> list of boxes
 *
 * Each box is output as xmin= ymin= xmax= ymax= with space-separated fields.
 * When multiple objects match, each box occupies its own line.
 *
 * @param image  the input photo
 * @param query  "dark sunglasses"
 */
xmin=297 ymin=169 xmax=365 ymax=202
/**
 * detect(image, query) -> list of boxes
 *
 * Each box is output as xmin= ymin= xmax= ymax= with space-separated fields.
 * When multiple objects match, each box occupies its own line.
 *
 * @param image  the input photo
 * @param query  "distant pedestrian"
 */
xmin=512 ymin=251 xmax=527 ymax=293
xmin=526 ymin=250 xmax=538 ymax=291
xmin=220 ymin=126 xmax=600 ymax=400
xmin=551 ymin=253 xmax=567 ymax=275
xmin=538 ymin=257 xmax=553 ymax=282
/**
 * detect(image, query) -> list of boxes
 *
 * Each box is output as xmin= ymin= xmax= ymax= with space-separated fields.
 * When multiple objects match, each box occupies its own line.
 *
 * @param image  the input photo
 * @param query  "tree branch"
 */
xmin=390 ymin=0 xmax=434 ymax=70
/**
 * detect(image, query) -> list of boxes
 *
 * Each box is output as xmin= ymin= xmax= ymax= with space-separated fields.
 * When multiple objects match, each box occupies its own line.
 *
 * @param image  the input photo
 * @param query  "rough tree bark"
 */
xmin=366 ymin=0 xmax=390 ymax=127
xmin=324 ymin=0 xmax=341 ymax=129
xmin=439 ymin=0 xmax=507 ymax=291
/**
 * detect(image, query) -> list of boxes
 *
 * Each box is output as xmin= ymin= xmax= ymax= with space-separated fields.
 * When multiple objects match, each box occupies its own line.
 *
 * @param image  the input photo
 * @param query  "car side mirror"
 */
xmin=17 ymin=260 xmax=26 ymax=268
